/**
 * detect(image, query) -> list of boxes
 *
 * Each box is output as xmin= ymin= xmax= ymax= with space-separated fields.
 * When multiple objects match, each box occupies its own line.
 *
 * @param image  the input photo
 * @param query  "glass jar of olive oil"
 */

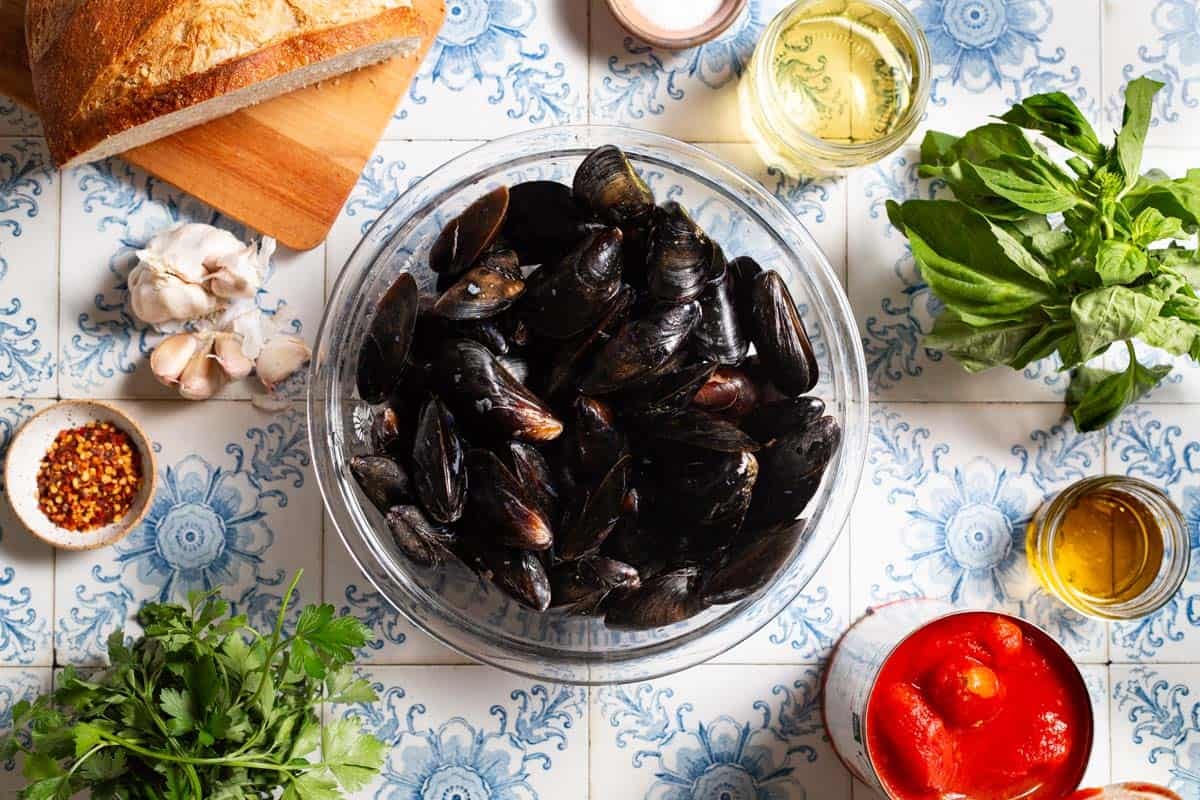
xmin=1027 ymin=476 xmax=1190 ymax=621
xmin=739 ymin=0 xmax=931 ymax=175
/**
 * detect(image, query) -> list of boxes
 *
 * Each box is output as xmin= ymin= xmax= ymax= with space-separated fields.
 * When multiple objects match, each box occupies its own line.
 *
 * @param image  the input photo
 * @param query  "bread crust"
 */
xmin=28 ymin=2 xmax=419 ymax=166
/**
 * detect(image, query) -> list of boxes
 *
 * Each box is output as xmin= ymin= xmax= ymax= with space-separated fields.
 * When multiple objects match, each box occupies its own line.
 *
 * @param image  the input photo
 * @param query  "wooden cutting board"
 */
xmin=0 ymin=0 xmax=444 ymax=250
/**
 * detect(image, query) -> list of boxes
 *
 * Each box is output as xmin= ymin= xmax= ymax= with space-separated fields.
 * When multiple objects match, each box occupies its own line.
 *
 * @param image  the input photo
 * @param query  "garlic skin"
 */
xmin=256 ymin=335 xmax=312 ymax=391
xmin=213 ymin=332 xmax=255 ymax=380
xmin=214 ymin=297 xmax=270 ymax=360
xmin=129 ymin=264 xmax=219 ymax=325
xmin=150 ymin=332 xmax=201 ymax=386
xmin=177 ymin=339 xmax=224 ymax=401
xmin=207 ymin=236 xmax=275 ymax=300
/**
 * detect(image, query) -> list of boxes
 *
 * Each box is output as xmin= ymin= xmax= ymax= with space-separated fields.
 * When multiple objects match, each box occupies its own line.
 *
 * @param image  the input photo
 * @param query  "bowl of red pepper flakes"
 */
xmin=4 ymin=401 xmax=156 ymax=551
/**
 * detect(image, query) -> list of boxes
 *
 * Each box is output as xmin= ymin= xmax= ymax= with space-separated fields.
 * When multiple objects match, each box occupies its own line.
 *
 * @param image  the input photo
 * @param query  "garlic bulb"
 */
xmin=129 ymin=264 xmax=219 ymax=325
xmin=256 ymin=335 xmax=311 ymax=391
xmin=150 ymin=332 xmax=201 ymax=386
xmin=213 ymin=332 xmax=254 ymax=380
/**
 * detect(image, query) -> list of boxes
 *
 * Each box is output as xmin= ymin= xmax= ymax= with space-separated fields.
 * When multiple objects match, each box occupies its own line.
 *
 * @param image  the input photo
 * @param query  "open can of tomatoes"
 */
xmin=823 ymin=600 xmax=1094 ymax=800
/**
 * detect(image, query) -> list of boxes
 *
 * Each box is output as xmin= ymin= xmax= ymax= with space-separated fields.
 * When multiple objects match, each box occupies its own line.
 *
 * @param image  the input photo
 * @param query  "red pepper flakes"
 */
xmin=36 ymin=421 xmax=143 ymax=532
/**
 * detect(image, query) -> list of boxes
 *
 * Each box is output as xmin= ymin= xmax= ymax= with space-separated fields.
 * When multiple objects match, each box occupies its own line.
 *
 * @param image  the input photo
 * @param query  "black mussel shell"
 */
xmin=559 ymin=455 xmax=631 ymax=561
xmin=496 ymin=354 xmax=531 ymax=385
xmin=691 ymin=368 xmax=760 ymax=419
xmin=466 ymin=449 xmax=554 ymax=551
xmin=580 ymin=301 xmax=701 ymax=395
xmin=520 ymin=228 xmax=625 ymax=340
xmin=616 ymin=360 xmax=717 ymax=420
xmin=437 ymin=339 xmax=564 ymax=442
xmin=746 ymin=416 xmax=841 ymax=528
xmin=430 ymin=186 xmax=510 ymax=277
xmin=543 ymin=286 xmax=635 ymax=398
xmin=350 ymin=456 xmax=412 ymax=513
xmin=646 ymin=203 xmax=712 ymax=304
xmin=569 ymin=396 xmax=627 ymax=479
xmin=371 ymin=406 xmax=403 ymax=454
xmin=601 ymin=520 xmax=666 ymax=579
xmin=573 ymin=145 xmax=655 ymax=227
xmin=654 ymin=449 xmax=758 ymax=529
xmin=750 ymin=271 xmax=819 ymax=397
xmin=728 ymin=256 xmax=763 ymax=331
xmin=504 ymin=181 xmax=604 ymax=266
xmin=699 ymin=519 xmax=806 ymax=605
xmin=433 ymin=243 xmax=525 ymax=321
xmin=741 ymin=397 xmax=825 ymax=445
xmin=481 ymin=546 xmax=552 ymax=611
xmin=693 ymin=268 xmax=749 ymax=365
xmin=412 ymin=397 xmax=468 ymax=524
xmin=604 ymin=567 xmax=708 ymax=630
xmin=358 ymin=273 xmax=419 ymax=403
xmin=387 ymin=505 xmax=457 ymax=567
xmin=503 ymin=442 xmax=559 ymax=524
xmin=649 ymin=410 xmax=761 ymax=454
xmin=549 ymin=557 xmax=641 ymax=615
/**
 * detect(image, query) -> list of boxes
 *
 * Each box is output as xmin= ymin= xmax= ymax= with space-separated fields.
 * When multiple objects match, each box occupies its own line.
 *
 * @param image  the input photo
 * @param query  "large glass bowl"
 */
xmin=309 ymin=126 xmax=868 ymax=685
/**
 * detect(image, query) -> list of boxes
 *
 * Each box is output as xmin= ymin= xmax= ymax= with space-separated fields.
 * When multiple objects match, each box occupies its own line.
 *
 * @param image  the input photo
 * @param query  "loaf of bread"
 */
xmin=26 ymin=0 xmax=421 ymax=167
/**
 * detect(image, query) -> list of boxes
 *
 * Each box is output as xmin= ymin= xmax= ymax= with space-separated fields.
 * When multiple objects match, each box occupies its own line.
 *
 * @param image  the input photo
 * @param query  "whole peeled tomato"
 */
xmin=927 ymin=654 xmax=1004 ymax=728
xmin=874 ymin=682 xmax=958 ymax=793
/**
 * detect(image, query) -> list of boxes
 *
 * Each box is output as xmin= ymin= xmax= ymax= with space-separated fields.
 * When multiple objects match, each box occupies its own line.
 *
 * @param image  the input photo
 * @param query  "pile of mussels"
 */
xmin=350 ymin=145 xmax=842 ymax=631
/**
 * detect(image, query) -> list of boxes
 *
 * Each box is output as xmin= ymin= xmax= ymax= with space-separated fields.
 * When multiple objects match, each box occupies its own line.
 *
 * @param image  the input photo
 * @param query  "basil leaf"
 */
xmin=1011 ymin=320 xmax=1075 ymax=369
xmin=1123 ymin=168 xmax=1200 ymax=231
xmin=999 ymin=91 xmax=1106 ymax=162
xmin=1070 ymin=357 xmax=1172 ymax=432
xmin=888 ymin=200 xmax=1058 ymax=325
xmin=1130 ymin=207 xmax=1185 ymax=245
xmin=964 ymin=158 xmax=1080 ymax=215
xmin=1071 ymin=285 xmax=1165 ymax=359
xmin=1163 ymin=293 xmax=1200 ymax=323
xmin=920 ymin=123 xmax=1036 ymax=166
xmin=1096 ymin=240 xmax=1151 ymax=286
xmin=925 ymin=313 xmax=1044 ymax=372
xmin=1142 ymin=315 xmax=1200 ymax=356
xmin=1114 ymin=77 xmax=1165 ymax=188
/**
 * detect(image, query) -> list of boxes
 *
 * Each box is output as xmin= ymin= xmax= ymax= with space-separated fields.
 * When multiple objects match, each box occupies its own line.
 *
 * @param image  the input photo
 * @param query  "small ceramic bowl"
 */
xmin=4 ymin=401 xmax=157 ymax=551
xmin=605 ymin=0 xmax=747 ymax=49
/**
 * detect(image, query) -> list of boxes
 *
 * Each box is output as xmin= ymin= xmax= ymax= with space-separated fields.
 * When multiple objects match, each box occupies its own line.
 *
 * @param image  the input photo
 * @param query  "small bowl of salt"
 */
xmin=606 ymin=0 xmax=747 ymax=50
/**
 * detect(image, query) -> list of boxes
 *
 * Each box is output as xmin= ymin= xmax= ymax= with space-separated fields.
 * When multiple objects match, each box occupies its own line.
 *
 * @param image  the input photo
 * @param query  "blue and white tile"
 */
xmin=848 ymin=147 xmax=1080 ymax=401
xmin=0 ymin=401 xmax=52 ymax=668
xmin=327 ymin=139 xmax=480 ymax=286
xmin=335 ymin=665 xmax=588 ymax=799
xmin=57 ymin=159 xmax=324 ymax=399
xmin=1104 ymin=0 xmax=1200 ymax=148
xmin=0 ymin=668 xmax=51 ymax=795
xmin=0 ymin=137 xmax=58 ymax=398
xmin=324 ymin=512 xmax=470 ymax=665
xmin=590 ymin=0 xmax=788 ymax=141
xmin=1112 ymin=664 xmax=1200 ymax=798
xmin=1108 ymin=404 xmax=1200 ymax=663
xmin=592 ymin=664 xmax=848 ymax=800
xmin=715 ymin=529 xmax=850 ymax=665
xmin=0 ymin=94 xmax=41 ymax=137
xmin=1081 ymin=664 xmax=1113 ymax=789
xmin=854 ymin=402 xmax=1109 ymax=662
xmin=53 ymin=402 xmax=321 ymax=665
xmin=909 ymin=0 xmax=1102 ymax=132
xmin=385 ymin=0 xmax=588 ymax=140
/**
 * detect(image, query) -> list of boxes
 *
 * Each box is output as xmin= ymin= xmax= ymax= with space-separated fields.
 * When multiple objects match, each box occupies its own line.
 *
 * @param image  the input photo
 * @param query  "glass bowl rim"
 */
xmin=308 ymin=124 xmax=869 ymax=685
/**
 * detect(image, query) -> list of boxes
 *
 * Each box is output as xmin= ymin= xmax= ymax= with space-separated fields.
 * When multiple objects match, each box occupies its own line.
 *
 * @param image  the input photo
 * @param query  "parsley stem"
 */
xmin=94 ymin=730 xmax=297 ymax=773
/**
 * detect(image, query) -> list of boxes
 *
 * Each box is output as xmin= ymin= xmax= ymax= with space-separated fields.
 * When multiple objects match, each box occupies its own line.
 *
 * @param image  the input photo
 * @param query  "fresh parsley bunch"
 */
xmin=888 ymin=76 xmax=1200 ymax=431
xmin=0 ymin=572 xmax=385 ymax=800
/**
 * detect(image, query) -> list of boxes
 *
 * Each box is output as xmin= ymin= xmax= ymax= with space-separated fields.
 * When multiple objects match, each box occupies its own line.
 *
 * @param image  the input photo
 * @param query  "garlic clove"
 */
xmin=128 ymin=265 xmax=219 ymax=325
xmin=177 ymin=341 xmax=224 ymax=401
xmin=255 ymin=335 xmax=311 ymax=391
xmin=150 ymin=333 xmax=200 ymax=386
xmin=213 ymin=332 xmax=254 ymax=380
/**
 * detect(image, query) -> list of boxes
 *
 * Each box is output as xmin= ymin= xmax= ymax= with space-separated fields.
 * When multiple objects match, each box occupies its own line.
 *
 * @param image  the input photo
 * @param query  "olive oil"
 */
xmin=1027 ymin=477 xmax=1189 ymax=620
xmin=739 ymin=0 xmax=928 ymax=174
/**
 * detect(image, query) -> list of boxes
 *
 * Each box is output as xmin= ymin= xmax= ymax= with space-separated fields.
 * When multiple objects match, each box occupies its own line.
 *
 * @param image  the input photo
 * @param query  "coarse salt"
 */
xmin=629 ymin=0 xmax=725 ymax=32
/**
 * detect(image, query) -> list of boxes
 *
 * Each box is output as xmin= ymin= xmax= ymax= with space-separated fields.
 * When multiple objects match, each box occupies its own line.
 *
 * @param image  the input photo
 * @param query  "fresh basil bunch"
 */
xmin=0 ymin=572 xmax=384 ymax=800
xmin=888 ymin=76 xmax=1200 ymax=431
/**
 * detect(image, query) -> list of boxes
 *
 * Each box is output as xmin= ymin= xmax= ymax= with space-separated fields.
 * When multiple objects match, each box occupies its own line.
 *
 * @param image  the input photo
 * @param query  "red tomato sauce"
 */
xmin=865 ymin=612 xmax=1092 ymax=800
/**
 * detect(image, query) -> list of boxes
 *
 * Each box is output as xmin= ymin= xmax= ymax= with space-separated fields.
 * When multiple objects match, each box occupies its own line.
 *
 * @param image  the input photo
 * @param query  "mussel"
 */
xmin=412 ymin=397 xmax=467 ymax=524
xmin=741 ymin=397 xmax=825 ymax=445
xmin=649 ymin=410 xmax=761 ymax=454
xmin=573 ymin=146 xmax=655 ymax=227
xmin=604 ymin=567 xmax=709 ymax=630
xmin=749 ymin=270 xmax=819 ymax=396
xmin=519 ymin=228 xmax=625 ymax=340
xmin=549 ymin=557 xmax=641 ymax=615
xmin=466 ymin=449 xmax=554 ymax=551
xmin=559 ymin=455 xmax=631 ymax=561
xmin=568 ymin=396 xmax=627 ymax=479
xmin=693 ymin=268 xmax=749 ymax=365
xmin=699 ymin=519 xmax=806 ymax=605
xmin=437 ymin=339 xmax=564 ymax=442
xmin=480 ymin=546 xmax=552 ymax=611
xmin=653 ymin=449 xmax=758 ymax=530
xmin=579 ymin=301 xmax=701 ymax=394
xmin=357 ymin=273 xmax=419 ymax=404
xmin=691 ymin=368 xmax=759 ymax=419
xmin=430 ymin=186 xmax=509 ymax=277
xmin=432 ymin=242 xmax=525 ymax=320
xmin=504 ymin=181 xmax=604 ymax=266
xmin=370 ymin=407 xmax=403 ymax=454
xmin=350 ymin=455 xmax=411 ymax=513
xmin=502 ymin=442 xmax=559 ymax=523
xmin=387 ymin=505 xmax=457 ymax=567
xmin=746 ymin=416 xmax=841 ymax=528
xmin=617 ymin=360 xmax=717 ymax=419
xmin=542 ymin=286 xmax=635 ymax=398
xmin=646 ymin=203 xmax=712 ymax=304
xmin=728 ymin=255 xmax=763 ymax=330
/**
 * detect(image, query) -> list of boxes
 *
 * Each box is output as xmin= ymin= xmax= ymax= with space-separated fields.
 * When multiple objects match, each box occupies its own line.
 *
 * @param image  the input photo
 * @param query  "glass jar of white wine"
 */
xmin=739 ymin=0 xmax=931 ymax=175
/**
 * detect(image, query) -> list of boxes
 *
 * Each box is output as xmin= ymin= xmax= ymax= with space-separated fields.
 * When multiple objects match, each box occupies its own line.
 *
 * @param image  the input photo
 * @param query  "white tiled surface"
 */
xmin=3 ymin=0 xmax=1200 ymax=796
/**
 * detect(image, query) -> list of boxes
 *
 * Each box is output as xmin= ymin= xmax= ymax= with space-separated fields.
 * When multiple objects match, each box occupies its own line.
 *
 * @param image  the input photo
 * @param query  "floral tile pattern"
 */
xmin=0 ymin=1 xmax=1196 ymax=795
